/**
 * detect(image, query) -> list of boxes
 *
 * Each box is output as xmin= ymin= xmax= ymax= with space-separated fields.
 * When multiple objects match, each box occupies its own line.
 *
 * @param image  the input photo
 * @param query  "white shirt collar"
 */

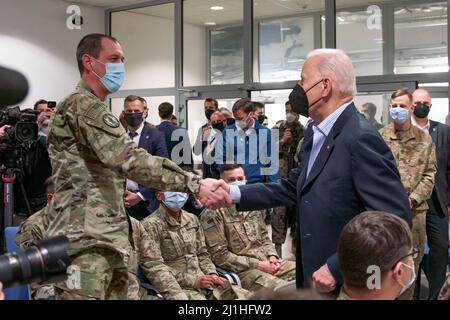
xmin=411 ymin=116 xmax=430 ymax=133
xmin=127 ymin=122 xmax=145 ymax=137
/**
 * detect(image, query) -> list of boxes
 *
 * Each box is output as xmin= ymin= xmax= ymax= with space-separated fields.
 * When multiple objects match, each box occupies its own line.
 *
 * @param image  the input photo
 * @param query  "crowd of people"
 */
xmin=0 ymin=33 xmax=449 ymax=301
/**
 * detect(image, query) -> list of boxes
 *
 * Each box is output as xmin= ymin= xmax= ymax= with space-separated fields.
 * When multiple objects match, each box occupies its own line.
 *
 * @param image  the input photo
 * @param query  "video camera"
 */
xmin=0 ymin=106 xmax=39 ymax=150
xmin=0 ymin=235 xmax=70 ymax=289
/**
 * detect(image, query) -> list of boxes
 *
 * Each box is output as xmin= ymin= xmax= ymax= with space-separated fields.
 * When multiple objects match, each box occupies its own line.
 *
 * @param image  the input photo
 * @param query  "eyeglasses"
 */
xmin=391 ymin=247 xmax=419 ymax=269
xmin=390 ymin=104 xmax=408 ymax=109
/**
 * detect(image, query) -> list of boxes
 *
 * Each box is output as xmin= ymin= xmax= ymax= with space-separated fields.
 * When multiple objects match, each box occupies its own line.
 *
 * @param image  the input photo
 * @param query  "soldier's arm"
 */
xmin=200 ymin=210 xmax=260 ymax=273
xmin=137 ymin=222 xmax=187 ymax=300
xmin=257 ymin=212 xmax=278 ymax=258
xmin=409 ymin=142 xmax=437 ymax=206
xmin=78 ymin=105 xmax=200 ymax=194
xmin=195 ymin=219 xmax=218 ymax=276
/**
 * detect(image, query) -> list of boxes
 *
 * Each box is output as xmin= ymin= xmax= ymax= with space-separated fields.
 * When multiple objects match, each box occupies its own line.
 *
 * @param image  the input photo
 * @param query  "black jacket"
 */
xmin=428 ymin=120 xmax=450 ymax=216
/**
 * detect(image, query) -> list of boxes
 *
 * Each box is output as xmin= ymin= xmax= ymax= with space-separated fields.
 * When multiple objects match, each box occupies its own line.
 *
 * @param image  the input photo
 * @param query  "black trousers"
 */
xmin=126 ymin=201 xmax=152 ymax=221
xmin=423 ymin=212 xmax=449 ymax=299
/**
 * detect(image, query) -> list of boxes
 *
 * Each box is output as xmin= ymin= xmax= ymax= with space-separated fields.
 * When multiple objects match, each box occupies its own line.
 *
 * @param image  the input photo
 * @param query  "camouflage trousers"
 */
xmin=54 ymin=247 xmax=129 ymax=300
xmin=271 ymin=207 xmax=287 ymax=244
xmin=238 ymin=260 xmax=296 ymax=292
xmin=399 ymin=210 xmax=426 ymax=300
xmin=438 ymin=275 xmax=450 ymax=300
xmin=183 ymin=280 xmax=250 ymax=300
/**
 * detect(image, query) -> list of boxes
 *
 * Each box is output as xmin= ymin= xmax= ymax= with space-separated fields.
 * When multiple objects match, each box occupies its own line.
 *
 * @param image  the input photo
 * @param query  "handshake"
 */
xmin=197 ymin=178 xmax=233 ymax=210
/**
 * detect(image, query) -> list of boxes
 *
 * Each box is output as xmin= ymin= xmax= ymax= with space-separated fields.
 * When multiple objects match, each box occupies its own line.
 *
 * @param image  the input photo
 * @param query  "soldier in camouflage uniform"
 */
xmin=47 ymin=34 xmax=229 ymax=300
xmin=142 ymin=191 xmax=249 ymax=300
xmin=16 ymin=177 xmax=54 ymax=299
xmin=127 ymin=217 xmax=188 ymax=300
xmin=270 ymin=101 xmax=304 ymax=257
xmin=379 ymin=89 xmax=437 ymax=300
xmin=201 ymin=164 xmax=296 ymax=292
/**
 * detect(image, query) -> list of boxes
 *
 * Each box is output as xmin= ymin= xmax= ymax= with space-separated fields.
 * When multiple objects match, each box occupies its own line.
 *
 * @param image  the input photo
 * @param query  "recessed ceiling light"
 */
xmin=204 ymin=22 xmax=217 ymax=26
xmin=210 ymin=6 xmax=224 ymax=11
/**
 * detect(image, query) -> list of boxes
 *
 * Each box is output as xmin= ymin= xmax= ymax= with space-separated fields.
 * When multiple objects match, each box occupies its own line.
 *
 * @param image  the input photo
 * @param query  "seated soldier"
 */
xmin=338 ymin=211 xmax=416 ymax=300
xmin=200 ymin=164 xmax=296 ymax=292
xmin=141 ymin=191 xmax=249 ymax=300
xmin=16 ymin=177 xmax=54 ymax=299
xmin=128 ymin=216 xmax=188 ymax=300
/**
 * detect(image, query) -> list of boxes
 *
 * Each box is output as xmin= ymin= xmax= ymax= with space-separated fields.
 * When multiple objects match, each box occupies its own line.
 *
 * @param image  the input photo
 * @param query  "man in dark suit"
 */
xmin=210 ymin=49 xmax=412 ymax=292
xmin=156 ymin=102 xmax=193 ymax=169
xmin=412 ymin=88 xmax=450 ymax=299
xmin=122 ymin=95 xmax=168 ymax=220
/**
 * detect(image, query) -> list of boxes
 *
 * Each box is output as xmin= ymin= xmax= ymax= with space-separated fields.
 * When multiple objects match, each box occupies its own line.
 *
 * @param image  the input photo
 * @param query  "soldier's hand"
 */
xmin=280 ymin=129 xmax=293 ymax=145
xmin=257 ymin=261 xmax=278 ymax=275
xmin=0 ymin=125 xmax=11 ymax=139
xmin=0 ymin=282 xmax=4 ymax=300
xmin=208 ymin=274 xmax=226 ymax=288
xmin=194 ymin=276 xmax=215 ymax=290
xmin=312 ymin=264 xmax=336 ymax=293
xmin=199 ymin=179 xmax=231 ymax=210
xmin=269 ymin=256 xmax=281 ymax=271
xmin=124 ymin=191 xmax=142 ymax=208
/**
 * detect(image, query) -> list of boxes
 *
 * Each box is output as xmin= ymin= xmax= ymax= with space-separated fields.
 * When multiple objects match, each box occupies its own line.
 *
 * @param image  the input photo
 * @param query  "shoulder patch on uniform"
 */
xmin=103 ymin=114 xmax=120 ymax=128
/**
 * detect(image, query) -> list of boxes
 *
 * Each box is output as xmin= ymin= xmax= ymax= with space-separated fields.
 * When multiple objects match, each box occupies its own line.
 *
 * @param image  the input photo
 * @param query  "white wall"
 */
xmin=111 ymin=11 xmax=207 ymax=89
xmin=0 ymin=0 xmax=105 ymax=109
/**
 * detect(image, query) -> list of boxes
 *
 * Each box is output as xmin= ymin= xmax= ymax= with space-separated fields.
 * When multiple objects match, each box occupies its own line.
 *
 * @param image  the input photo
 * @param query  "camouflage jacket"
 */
xmin=200 ymin=205 xmax=278 ymax=273
xmin=129 ymin=217 xmax=187 ymax=300
xmin=141 ymin=206 xmax=217 ymax=289
xmin=272 ymin=120 xmax=304 ymax=177
xmin=16 ymin=207 xmax=48 ymax=249
xmin=379 ymin=123 xmax=437 ymax=211
xmin=46 ymin=80 xmax=200 ymax=258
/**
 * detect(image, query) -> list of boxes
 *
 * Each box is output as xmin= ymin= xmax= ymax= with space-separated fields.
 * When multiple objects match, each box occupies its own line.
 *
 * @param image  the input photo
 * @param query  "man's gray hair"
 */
xmin=306 ymin=49 xmax=357 ymax=97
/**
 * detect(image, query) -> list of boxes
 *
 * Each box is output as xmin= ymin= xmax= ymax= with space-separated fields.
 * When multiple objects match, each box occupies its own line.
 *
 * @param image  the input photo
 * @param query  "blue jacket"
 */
xmin=156 ymin=120 xmax=193 ymax=168
xmin=236 ymin=103 xmax=412 ymax=287
xmin=218 ymin=120 xmax=279 ymax=184
xmin=136 ymin=124 xmax=168 ymax=213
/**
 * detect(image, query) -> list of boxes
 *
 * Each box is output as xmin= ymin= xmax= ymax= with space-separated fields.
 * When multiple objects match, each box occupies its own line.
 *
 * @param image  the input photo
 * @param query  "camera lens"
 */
xmin=0 ymin=235 xmax=70 ymax=288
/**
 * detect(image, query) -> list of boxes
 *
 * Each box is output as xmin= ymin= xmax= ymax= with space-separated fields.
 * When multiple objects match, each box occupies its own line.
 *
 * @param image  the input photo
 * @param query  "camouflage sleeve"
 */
xmin=200 ymin=210 xmax=260 ymax=273
xmin=79 ymin=104 xmax=200 ymax=193
xmin=137 ymin=222 xmax=187 ymax=300
xmin=196 ymin=220 xmax=217 ymax=276
xmin=16 ymin=212 xmax=45 ymax=249
xmin=409 ymin=142 xmax=437 ymax=206
xmin=258 ymin=211 xmax=278 ymax=258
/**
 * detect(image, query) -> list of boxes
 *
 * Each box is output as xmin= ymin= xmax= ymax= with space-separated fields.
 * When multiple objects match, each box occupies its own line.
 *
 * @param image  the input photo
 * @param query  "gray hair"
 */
xmin=306 ymin=49 xmax=357 ymax=97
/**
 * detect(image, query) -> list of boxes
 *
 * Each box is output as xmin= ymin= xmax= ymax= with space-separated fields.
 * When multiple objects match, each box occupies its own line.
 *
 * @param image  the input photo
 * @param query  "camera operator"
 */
xmin=0 ymin=120 xmax=52 ymax=216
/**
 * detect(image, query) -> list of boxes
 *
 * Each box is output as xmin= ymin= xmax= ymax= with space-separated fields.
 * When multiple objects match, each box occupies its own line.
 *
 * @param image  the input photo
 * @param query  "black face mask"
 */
xmin=257 ymin=115 xmax=266 ymax=124
xmin=226 ymin=118 xmax=235 ymax=126
xmin=124 ymin=112 xmax=143 ymax=128
xmin=212 ymin=122 xmax=225 ymax=131
xmin=205 ymin=109 xmax=214 ymax=120
xmin=413 ymin=102 xmax=430 ymax=119
xmin=288 ymin=79 xmax=323 ymax=117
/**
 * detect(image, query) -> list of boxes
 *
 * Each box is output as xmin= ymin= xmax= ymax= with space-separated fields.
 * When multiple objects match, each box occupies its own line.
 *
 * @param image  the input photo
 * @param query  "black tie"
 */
xmin=128 ymin=132 xmax=138 ymax=139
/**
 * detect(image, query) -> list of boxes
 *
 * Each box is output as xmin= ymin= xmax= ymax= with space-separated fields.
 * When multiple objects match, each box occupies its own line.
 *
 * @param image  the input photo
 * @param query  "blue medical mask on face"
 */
xmin=163 ymin=192 xmax=188 ymax=211
xmin=389 ymin=106 xmax=409 ymax=125
xmin=90 ymin=57 xmax=125 ymax=93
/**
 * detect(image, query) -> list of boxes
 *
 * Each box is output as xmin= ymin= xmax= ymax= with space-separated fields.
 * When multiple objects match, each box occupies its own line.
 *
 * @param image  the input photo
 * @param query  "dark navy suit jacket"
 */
xmin=428 ymin=120 xmax=450 ymax=216
xmin=156 ymin=120 xmax=193 ymax=168
xmin=237 ymin=103 xmax=412 ymax=287
xmin=135 ymin=124 xmax=168 ymax=213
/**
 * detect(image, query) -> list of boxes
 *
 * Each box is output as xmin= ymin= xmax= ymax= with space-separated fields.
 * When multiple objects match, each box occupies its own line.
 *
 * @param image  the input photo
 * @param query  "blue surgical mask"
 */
xmin=91 ymin=57 xmax=125 ymax=93
xmin=390 ymin=107 xmax=409 ymax=125
xmin=163 ymin=192 xmax=188 ymax=211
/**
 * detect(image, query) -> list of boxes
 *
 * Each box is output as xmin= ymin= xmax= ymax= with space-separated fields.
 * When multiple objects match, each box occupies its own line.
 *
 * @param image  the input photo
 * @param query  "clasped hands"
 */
xmin=197 ymin=178 xmax=232 ymax=210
